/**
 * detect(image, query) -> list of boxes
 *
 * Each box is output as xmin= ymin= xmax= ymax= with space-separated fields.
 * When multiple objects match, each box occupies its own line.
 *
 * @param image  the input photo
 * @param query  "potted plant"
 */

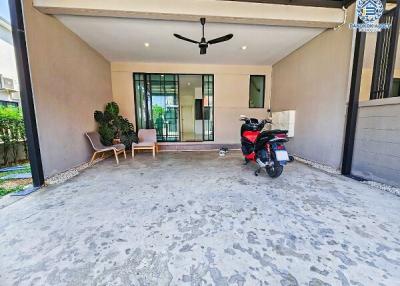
xmin=94 ymin=102 xmax=138 ymax=148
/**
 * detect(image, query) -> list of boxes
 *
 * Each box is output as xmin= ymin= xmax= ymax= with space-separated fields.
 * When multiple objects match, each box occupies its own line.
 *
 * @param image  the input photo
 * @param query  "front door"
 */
xmin=179 ymin=75 xmax=203 ymax=141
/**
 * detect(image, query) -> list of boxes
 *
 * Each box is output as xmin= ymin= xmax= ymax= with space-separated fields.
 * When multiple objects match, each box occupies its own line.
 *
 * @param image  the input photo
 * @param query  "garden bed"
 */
xmin=0 ymin=164 xmax=32 ymax=197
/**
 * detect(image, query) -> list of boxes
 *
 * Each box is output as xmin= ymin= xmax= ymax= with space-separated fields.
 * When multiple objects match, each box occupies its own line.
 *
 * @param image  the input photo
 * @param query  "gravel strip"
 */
xmin=46 ymin=158 xmax=103 ymax=185
xmin=293 ymin=155 xmax=341 ymax=175
xmin=294 ymin=155 xmax=400 ymax=197
xmin=362 ymin=180 xmax=400 ymax=197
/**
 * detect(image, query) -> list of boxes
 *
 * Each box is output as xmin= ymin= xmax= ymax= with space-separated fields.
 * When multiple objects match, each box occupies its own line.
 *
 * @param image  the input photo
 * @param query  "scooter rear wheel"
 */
xmin=266 ymin=152 xmax=283 ymax=178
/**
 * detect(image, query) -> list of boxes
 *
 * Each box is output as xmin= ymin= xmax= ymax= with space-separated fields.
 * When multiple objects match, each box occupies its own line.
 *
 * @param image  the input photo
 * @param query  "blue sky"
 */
xmin=0 ymin=0 xmax=10 ymax=22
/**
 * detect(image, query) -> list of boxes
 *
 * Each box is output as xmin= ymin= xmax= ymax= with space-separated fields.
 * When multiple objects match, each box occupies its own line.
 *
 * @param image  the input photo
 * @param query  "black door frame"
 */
xmin=8 ymin=0 xmax=45 ymax=187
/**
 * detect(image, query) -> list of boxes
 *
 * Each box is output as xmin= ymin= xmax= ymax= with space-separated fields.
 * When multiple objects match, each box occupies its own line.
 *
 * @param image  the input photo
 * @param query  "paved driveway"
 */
xmin=0 ymin=151 xmax=399 ymax=285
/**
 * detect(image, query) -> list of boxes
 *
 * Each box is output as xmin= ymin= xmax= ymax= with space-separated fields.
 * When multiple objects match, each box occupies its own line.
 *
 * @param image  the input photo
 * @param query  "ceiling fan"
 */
xmin=174 ymin=18 xmax=233 ymax=55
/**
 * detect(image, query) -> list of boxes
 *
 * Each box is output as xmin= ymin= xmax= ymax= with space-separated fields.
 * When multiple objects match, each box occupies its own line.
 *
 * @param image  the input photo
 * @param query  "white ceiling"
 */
xmin=56 ymin=16 xmax=324 ymax=65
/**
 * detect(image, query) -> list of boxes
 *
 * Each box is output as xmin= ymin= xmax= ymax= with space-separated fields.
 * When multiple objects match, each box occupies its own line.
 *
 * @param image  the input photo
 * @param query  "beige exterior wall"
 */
xmin=360 ymin=69 xmax=373 ymax=102
xmin=271 ymin=5 xmax=356 ymax=169
xmin=111 ymin=62 xmax=271 ymax=144
xmin=23 ymin=0 xmax=113 ymax=177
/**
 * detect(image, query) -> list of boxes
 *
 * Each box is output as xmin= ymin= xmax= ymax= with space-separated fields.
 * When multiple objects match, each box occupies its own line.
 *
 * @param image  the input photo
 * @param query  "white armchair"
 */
xmin=132 ymin=129 xmax=158 ymax=158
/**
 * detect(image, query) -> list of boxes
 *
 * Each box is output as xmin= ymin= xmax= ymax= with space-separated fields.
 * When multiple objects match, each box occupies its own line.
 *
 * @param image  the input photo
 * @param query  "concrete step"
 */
xmin=157 ymin=143 xmax=240 ymax=152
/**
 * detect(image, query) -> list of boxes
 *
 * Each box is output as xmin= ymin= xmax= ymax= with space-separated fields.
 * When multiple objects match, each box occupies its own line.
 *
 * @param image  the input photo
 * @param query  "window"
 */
xmin=249 ymin=75 xmax=265 ymax=108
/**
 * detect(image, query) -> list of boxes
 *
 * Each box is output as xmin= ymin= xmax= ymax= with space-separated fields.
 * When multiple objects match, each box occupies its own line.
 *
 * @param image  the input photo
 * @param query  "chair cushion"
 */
xmin=133 ymin=142 xmax=155 ymax=148
xmin=112 ymin=143 xmax=126 ymax=151
xmin=138 ymin=129 xmax=157 ymax=143
xmin=86 ymin=132 xmax=107 ymax=151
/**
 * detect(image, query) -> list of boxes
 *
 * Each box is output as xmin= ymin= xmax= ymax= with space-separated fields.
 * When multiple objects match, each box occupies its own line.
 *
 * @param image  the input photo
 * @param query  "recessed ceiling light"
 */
xmin=144 ymin=42 xmax=150 ymax=47
xmin=187 ymin=82 xmax=191 ymax=86
xmin=241 ymin=46 xmax=247 ymax=50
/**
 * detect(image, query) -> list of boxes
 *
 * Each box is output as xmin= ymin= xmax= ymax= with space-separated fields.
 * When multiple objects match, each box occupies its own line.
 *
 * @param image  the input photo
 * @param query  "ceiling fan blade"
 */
xmin=208 ymin=34 xmax=233 ymax=45
xmin=173 ymin=34 xmax=199 ymax=44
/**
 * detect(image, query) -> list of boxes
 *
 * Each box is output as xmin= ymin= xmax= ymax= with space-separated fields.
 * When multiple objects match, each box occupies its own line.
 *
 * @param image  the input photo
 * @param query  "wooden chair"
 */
xmin=85 ymin=132 xmax=126 ymax=165
xmin=132 ymin=129 xmax=157 ymax=158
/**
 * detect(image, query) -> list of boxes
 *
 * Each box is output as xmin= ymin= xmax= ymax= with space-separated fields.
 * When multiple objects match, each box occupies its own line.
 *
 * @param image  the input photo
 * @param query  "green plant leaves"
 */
xmin=0 ymin=106 xmax=26 ymax=166
xmin=98 ymin=125 xmax=114 ymax=146
xmin=105 ymin=102 xmax=119 ymax=117
xmin=93 ymin=110 xmax=105 ymax=124
xmin=94 ymin=102 xmax=137 ymax=147
xmin=121 ymin=130 xmax=138 ymax=147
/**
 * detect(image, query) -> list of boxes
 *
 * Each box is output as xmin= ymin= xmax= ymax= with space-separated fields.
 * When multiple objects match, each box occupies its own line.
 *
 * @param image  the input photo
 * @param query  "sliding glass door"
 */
xmin=149 ymin=74 xmax=180 ymax=142
xmin=133 ymin=73 xmax=214 ymax=142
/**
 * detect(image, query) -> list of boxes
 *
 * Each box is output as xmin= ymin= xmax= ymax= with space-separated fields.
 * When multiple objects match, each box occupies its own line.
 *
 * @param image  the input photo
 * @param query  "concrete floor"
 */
xmin=0 ymin=151 xmax=399 ymax=286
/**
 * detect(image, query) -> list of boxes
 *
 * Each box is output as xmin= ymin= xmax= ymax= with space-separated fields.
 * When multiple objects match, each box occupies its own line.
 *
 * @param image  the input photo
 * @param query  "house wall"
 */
xmin=23 ymin=0 xmax=113 ymax=177
xmin=352 ymin=98 xmax=400 ymax=187
xmin=270 ymin=5 xmax=355 ymax=169
xmin=111 ymin=62 xmax=271 ymax=144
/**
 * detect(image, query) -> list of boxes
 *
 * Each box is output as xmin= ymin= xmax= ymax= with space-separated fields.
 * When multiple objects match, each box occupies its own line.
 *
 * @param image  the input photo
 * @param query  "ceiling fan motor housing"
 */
xmin=199 ymin=41 xmax=208 ymax=54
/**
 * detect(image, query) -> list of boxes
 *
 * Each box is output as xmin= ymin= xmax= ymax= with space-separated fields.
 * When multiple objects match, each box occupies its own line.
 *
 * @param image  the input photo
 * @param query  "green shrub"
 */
xmin=0 ymin=106 xmax=27 ymax=166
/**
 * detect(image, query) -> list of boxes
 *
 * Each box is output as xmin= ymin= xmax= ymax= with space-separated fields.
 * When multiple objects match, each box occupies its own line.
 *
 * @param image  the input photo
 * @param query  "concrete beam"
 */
xmin=33 ymin=0 xmax=345 ymax=28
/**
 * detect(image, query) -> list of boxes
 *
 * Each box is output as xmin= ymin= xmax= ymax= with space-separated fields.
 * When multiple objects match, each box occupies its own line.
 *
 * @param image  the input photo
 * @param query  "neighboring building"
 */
xmin=0 ymin=16 xmax=20 ymax=107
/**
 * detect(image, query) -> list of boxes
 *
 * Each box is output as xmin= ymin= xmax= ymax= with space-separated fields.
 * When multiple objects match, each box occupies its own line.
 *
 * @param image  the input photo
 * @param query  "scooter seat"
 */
xmin=264 ymin=129 xmax=288 ymax=135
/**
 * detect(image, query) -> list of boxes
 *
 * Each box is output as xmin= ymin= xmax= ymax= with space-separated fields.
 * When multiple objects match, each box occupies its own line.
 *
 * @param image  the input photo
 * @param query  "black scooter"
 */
xmin=240 ymin=116 xmax=290 ymax=178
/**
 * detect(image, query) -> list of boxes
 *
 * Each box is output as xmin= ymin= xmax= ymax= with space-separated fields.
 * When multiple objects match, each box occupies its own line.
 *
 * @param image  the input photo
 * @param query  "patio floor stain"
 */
xmin=0 ymin=151 xmax=399 ymax=285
